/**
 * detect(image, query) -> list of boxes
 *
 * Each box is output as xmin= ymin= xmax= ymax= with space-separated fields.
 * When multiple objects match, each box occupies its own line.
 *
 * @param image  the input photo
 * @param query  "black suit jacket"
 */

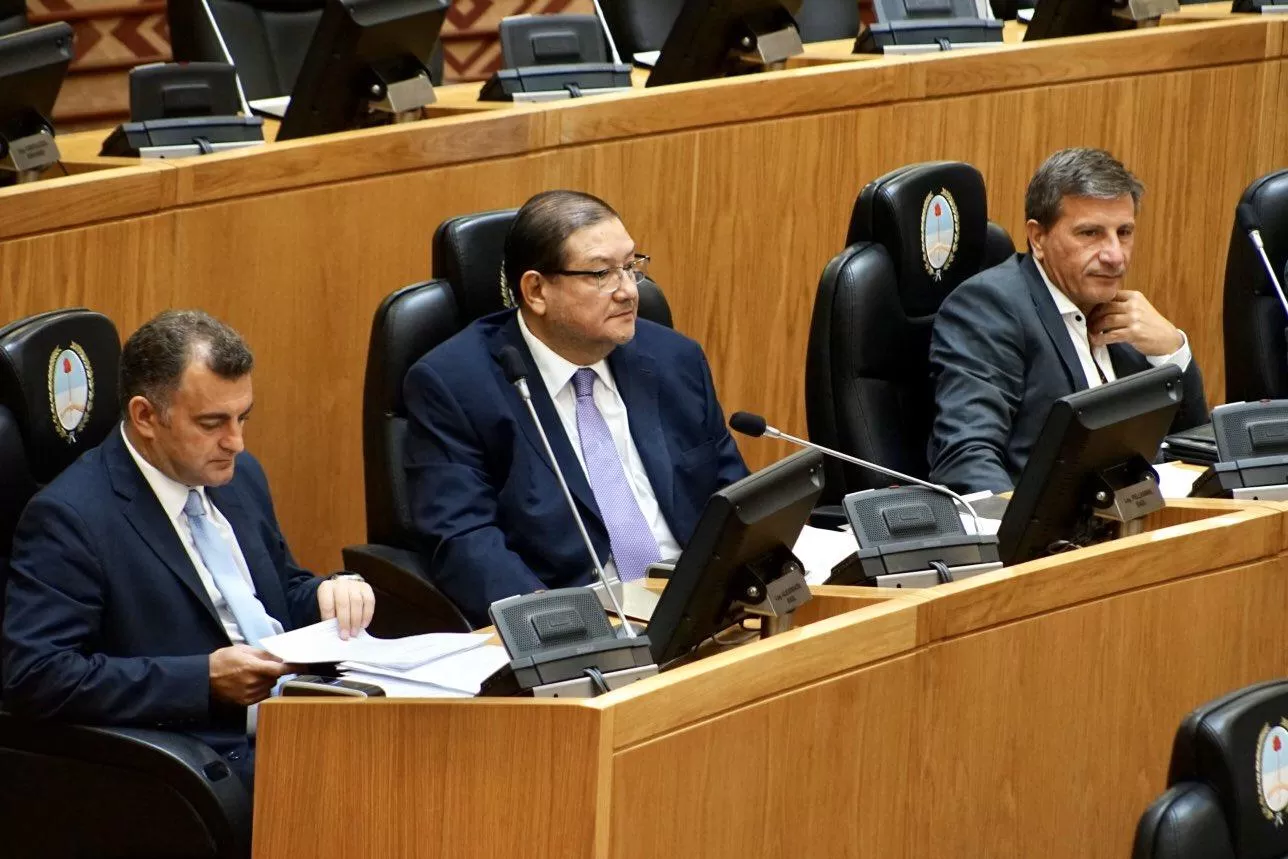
xmin=403 ymin=310 xmax=749 ymax=626
xmin=2 ymin=428 xmax=322 ymax=781
xmin=928 ymin=254 xmax=1208 ymax=493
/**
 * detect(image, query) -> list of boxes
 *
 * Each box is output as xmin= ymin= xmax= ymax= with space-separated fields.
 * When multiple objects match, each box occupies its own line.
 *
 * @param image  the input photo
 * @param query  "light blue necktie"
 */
xmin=572 ymin=368 xmax=660 ymax=581
xmin=183 ymin=489 xmax=277 ymax=646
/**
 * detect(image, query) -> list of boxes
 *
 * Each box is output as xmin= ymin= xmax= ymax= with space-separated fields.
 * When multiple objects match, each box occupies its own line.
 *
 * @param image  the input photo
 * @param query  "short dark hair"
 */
xmin=119 ymin=310 xmax=254 ymax=414
xmin=1024 ymin=148 xmax=1144 ymax=229
xmin=502 ymin=190 xmax=620 ymax=306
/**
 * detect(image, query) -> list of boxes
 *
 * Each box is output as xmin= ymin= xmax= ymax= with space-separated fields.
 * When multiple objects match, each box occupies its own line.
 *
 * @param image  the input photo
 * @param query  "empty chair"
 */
xmin=1224 ymin=169 xmax=1288 ymax=403
xmin=0 ymin=0 xmax=25 ymax=37
xmin=805 ymin=161 xmax=1014 ymax=504
xmin=1134 ymin=679 xmax=1288 ymax=859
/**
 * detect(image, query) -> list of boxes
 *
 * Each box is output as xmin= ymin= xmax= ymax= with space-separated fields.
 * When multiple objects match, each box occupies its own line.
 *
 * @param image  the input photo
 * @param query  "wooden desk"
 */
xmin=253 ymin=498 xmax=1288 ymax=858
xmin=0 ymin=17 xmax=1283 ymax=573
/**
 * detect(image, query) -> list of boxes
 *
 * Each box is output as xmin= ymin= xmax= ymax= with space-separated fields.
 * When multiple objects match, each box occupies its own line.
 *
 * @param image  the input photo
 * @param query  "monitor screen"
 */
xmin=1023 ymin=0 xmax=1120 ymax=40
xmin=648 ymin=0 xmax=804 ymax=88
xmin=997 ymin=364 xmax=1184 ymax=565
xmin=646 ymin=449 xmax=824 ymax=667
xmin=277 ymin=0 xmax=448 ymax=141
xmin=0 ymin=22 xmax=73 ymax=152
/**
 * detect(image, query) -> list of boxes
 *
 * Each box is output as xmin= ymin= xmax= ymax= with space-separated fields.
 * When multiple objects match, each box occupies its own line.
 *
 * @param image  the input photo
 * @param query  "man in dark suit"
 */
xmin=404 ymin=190 xmax=749 ymax=626
xmin=2 ymin=310 xmax=375 ymax=789
xmin=929 ymin=148 xmax=1207 ymax=494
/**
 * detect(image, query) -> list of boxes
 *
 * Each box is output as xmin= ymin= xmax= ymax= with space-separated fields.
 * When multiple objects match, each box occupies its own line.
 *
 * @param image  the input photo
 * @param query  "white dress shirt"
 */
xmin=516 ymin=311 xmax=682 ymax=565
xmin=121 ymin=424 xmax=283 ymax=645
xmin=1034 ymin=260 xmax=1191 ymax=389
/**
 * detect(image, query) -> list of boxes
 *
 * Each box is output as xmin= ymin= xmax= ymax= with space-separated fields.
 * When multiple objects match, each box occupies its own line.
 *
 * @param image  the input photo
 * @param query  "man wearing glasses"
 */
xmin=403 ymin=190 xmax=748 ymax=626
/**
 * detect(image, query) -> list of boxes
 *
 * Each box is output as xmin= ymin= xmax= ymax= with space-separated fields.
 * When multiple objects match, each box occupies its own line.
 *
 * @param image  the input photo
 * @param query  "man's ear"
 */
xmin=1025 ymin=219 xmax=1046 ymax=261
xmin=126 ymin=395 xmax=162 ymax=440
xmin=520 ymin=271 xmax=548 ymax=316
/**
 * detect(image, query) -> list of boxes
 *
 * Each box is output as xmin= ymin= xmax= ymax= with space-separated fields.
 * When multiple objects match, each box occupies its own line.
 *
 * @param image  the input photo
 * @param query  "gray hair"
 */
xmin=1024 ymin=148 xmax=1144 ymax=229
xmin=119 ymin=309 xmax=254 ymax=414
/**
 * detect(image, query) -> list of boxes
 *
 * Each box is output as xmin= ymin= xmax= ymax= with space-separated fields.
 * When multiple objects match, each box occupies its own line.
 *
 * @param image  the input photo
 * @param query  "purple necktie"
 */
xmin=571 ymin=368 xmax=660 ymax=581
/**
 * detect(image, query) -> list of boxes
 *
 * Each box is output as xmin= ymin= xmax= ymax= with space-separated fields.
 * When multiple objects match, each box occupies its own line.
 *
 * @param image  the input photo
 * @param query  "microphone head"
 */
xmin=729 ymin=411 xmax=768 ymax=438
xmin=498 ymin=345 xmax=527 ymax=384
xmin=1237 ymin=202 xmax=1261 ymax=233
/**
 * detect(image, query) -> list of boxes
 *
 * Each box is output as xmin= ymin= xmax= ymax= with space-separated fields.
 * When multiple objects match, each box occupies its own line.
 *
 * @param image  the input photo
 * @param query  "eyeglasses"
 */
xmin=547 ymin=254 xmax=650 ymax=294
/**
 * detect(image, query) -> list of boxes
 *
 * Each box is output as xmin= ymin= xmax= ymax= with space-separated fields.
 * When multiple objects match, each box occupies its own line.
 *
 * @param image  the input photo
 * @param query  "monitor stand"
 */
xmin=732 ymin=20 xmax=805 ymax=71
xmin=366 ymin=69 xmax=437 ymax=125
xmin=730 ymin=544 xmax=810 ymax=638
xmin=1087 ymin=454 xmax=1165 ymax=539
xmin=0 ymin=128 xmax=61 ymax=185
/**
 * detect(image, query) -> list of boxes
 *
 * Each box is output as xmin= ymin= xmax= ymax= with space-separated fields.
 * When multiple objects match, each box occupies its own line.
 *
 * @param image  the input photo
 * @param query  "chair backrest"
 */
xmin=1134 ymin=680 xmax=1288 ymax=859
xmin=1224 ymin=169 xmax=1288 ymax=403
xmin=362 ymin=208 xmax=673 ymax=546
xmin=600 ymin=0 xmax=856 ymax=58
xmin=0 ymin=309 xmax=121 ymax=567
xmin=805 ymin=161 xmax=1014 ymax=502
xmin=0 ymin=0 xmax=26 ymax=37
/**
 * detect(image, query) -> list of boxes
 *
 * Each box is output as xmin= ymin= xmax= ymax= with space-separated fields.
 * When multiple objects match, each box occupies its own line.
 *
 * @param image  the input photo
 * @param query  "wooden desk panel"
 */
xmin=2 ymin=19 xmax=1284 ymax=572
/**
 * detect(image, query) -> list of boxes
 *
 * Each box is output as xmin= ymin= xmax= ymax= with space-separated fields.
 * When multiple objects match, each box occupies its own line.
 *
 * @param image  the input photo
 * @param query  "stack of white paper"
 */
xmin=260 ymin=620 xmax=502 ymax=698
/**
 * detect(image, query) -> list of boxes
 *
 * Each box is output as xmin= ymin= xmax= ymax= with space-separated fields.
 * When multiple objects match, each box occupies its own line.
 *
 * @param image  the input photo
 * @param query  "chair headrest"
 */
xmin=846 ymin=161 xmax=993 ymax=318
xmin=366 ymin=280 xmax=459 ymax=416
xmin=1168 ymin=680 xmax=1288 ymax=859
xmin=0 ymin=309 xmax=120 ymax=485
xmin=432 ymin=209 xmax=519 ymax=325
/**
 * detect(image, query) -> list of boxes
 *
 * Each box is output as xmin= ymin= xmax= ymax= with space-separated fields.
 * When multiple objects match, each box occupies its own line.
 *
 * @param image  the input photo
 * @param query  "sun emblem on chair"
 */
xmin=1257 ymin=720 xmax=1288 ymax=826
xmin=47 ymin=342 xmax=94 ymax=444
xmin=921 ymin=189 xmax=960 ymax=282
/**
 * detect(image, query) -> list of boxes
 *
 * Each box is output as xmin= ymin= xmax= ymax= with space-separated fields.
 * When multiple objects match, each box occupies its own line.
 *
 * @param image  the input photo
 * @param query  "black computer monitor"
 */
xmin=648 ymin=0 xmax=804 ymax=88
xmin=277 ymin=0 xmax=449 ymax=141
xmin=646 ymin=449 xmax=824 ymax=667
xmin=1023 ymin=0 xmax=1123 ymax=40
xmin=997 ymin=364 xmax=1184 ymax=565
xmin=0 ymin=22 xmax=73 ymax=186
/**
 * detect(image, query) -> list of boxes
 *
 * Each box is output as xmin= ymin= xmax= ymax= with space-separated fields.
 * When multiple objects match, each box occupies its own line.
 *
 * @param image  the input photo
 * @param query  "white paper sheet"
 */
xmin=342 ymin=644 xmax=511 ymax=696
xmin=339 ymin=671 xmax=474 ymax=699
xmin=792 ymin=524 xmax=859 ymax=585
xmin=1154 ymin=460 xmax=1203 ymax=499
xmin=260 ymin=619 xmax=489 ymax=669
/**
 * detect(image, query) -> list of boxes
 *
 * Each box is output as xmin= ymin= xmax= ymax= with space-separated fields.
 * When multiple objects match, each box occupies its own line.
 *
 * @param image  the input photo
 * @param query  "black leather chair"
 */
xmin=167 ymin=0 xmax=444 ymax=101
xmin=600 ymin=0 xmax=856 ymax=59
xmin=343 ymin=208 xmax=673 ymax=631
xmin=1134 ymin=679 xmax=1288 ymax=859
xmin=805 ymin=161 xmax=1015 ymax=504
xmin=1224 ymin=169 xmax=1288 ymax=403
xmin=0 ymin=0 xmax=26 ymax=37
xmin=0 ymin=309 xmax=252 ymax=859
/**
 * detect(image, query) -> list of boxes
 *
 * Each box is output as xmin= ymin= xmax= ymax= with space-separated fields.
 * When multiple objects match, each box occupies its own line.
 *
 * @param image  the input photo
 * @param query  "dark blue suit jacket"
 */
xmin=928 ymin=253 xmax=1208 ymax=494
xmin=403 ymin=310 xmax=749 ymax=626
xmin=2 ymin=428 xmax=322 ymax=783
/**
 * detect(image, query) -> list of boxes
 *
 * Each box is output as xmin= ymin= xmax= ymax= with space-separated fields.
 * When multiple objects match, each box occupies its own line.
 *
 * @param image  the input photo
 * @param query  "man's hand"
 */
xmin=1088 ymin=290 xmax=1184 ymax=357
xmin=318 ymin=577 xmax=376 ymax=640
xmin=209 ymin=645 xmax=294 ymax=706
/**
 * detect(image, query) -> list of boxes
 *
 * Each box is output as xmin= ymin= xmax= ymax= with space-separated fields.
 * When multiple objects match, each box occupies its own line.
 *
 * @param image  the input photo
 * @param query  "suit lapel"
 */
xmin=1022 ymin=255 xmax=1088 ymax=393
xmin=487 ymin=314 xmax=600 ymax=520
xmin=608 ymin=341 xmax=675 ymax=523
xmin=105 ymin=431 xmax=222 ymax=632
xmin=207 ymin=481 xmax=291 ymax=625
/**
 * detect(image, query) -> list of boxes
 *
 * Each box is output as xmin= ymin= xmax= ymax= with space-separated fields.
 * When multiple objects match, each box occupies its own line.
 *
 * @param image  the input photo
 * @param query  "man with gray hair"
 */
xmin=3 ymin=309 xmax=375 ymax=791
xmin=928 ymin=148 xmax=1207 ymax=493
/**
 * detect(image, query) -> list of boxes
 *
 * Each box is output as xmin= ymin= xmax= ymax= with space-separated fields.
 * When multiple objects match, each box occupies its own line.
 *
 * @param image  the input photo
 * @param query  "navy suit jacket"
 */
xmin=928 ymin=254 xmax=1208 ymax=494
xmin=403 ymin=310 xmax=749 ymax=626
xmin=2 ymin=428 xmax=322 ymax=780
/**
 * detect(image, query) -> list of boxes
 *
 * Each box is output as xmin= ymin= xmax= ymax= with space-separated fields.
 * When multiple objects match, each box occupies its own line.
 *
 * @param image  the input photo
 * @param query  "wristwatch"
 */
xmin=327 ymin=572 xmax=365 ymax=582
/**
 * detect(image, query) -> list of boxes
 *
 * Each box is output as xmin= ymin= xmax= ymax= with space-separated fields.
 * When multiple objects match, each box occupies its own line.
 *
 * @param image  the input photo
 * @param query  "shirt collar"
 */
xmin=120 ymin=423 xmax=207 ymax=523
xmin=1034 ymin=258 xmax=1083 ymax=321
xmin=515 ymin=310 xmax=615 ymax=399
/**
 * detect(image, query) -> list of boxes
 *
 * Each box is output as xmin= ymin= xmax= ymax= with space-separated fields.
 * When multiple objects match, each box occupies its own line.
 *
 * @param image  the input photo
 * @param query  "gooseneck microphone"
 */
xmin=728 ymin=411 xmax=983 ymax=532
xmin=1236 ymin=202 xmax=1288 ymax=320
xmin=498 ymin=345 xmax=635 ymax=637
